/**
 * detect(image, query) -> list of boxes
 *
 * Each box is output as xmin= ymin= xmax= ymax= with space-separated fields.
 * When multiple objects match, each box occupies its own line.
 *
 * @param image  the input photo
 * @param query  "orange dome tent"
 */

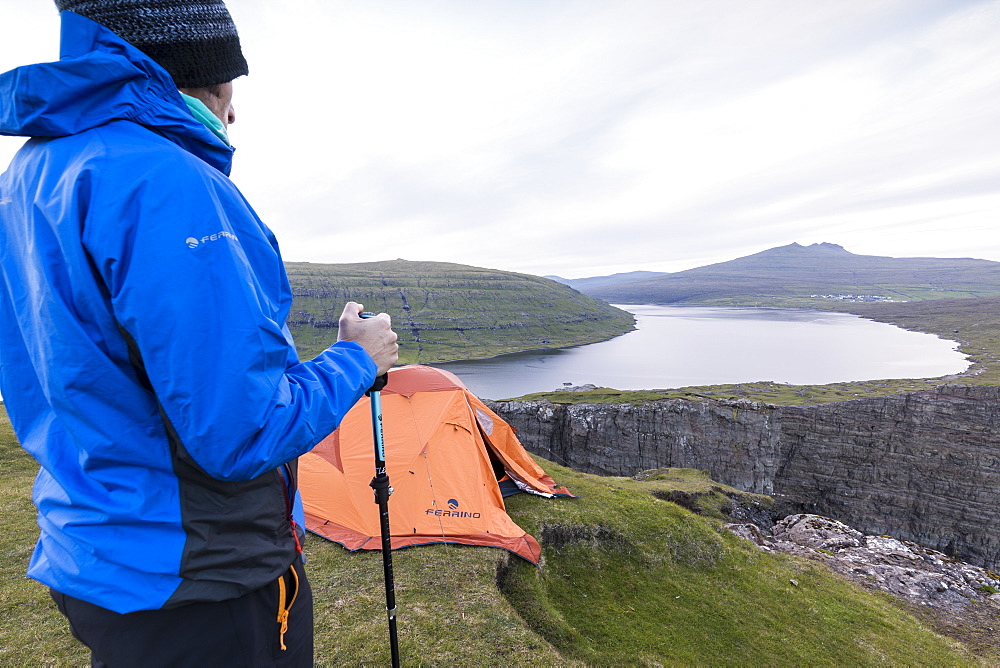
xmin=300 ymin=364 xmax=573 ymax=563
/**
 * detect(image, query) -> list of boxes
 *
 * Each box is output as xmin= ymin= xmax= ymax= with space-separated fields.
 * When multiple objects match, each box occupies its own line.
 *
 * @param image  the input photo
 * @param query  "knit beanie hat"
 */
xmin=54 ymin=0 xmax=249 ymax=88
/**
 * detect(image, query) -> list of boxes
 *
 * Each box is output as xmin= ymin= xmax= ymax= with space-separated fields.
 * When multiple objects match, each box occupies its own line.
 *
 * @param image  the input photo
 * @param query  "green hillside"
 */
xmin=285 ymin=259 xmax=635 ymax=362
xmin=585 ymin=243 xmax=1000 ymax=305
xmin=0 ymin=410 xmax=988 ymax=664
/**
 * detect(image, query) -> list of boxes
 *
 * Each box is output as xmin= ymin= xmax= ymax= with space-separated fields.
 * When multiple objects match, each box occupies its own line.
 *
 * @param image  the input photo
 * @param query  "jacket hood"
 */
xmin=0 ymin=11 xmax=233 ymax=174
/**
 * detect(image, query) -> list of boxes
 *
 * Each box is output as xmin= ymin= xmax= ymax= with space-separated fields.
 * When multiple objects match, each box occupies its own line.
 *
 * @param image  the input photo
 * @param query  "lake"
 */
xmin=433 ymin=305 xmax=970 ymax=400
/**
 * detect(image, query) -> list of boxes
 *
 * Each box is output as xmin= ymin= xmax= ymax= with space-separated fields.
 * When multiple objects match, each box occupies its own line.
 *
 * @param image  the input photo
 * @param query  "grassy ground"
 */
xmin=2 ymin=407 xmax=993 ymax=666
xmin=0 ymin=406 xmax=90 ymax=665
xmin=500 ymin=461 xmax=994 ymax=666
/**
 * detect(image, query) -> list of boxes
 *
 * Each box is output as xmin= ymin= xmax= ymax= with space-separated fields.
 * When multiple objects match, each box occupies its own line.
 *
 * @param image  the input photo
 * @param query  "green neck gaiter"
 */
xmin=180 ymin=92 xmax=230 ymax=146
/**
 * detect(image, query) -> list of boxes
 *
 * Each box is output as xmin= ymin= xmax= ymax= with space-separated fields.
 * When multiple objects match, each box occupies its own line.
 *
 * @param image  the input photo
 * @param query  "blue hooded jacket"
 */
xmin=0 ymin=12 xmax=376 ymax=613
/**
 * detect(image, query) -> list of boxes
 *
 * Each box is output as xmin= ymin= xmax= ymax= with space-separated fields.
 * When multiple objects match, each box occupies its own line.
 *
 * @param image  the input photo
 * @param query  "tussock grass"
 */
xmin=632 ymin=467 xmax=775 ymax=521
xmin=501 ymin=460 xmax=985 ymax=665
xmin=2 ymin=407 xmax=988 ymax=665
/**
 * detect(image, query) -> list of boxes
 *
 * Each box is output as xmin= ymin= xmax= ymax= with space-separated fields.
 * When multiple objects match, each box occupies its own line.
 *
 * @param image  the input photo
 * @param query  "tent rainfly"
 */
xmin=300 ymin=364 xmax=573 ymax=563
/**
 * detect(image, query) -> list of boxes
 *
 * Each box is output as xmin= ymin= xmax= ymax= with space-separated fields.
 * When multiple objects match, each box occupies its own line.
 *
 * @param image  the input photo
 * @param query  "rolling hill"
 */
xmin=579 ymin=242 xmax=1000 ymax=305
xmin=544 ymin=270 xmax=668 ymax=292
xmin=284 ymin=259 xmax=635 ymax=362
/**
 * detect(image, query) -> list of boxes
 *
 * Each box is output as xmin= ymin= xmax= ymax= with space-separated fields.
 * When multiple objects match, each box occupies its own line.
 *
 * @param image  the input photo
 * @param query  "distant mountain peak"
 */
xmin=768 ymin=242 xmax=851 ymax=255
xmin=576 ymin=242 xmax=1000 ymax=304
xmin=806 ymin=242 xmax=850 ymax=253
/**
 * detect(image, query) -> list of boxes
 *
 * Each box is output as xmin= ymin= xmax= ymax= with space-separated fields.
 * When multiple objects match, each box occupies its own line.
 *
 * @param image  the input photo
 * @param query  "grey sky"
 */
xmin=2 ymin=0 xmax=998 ymax=278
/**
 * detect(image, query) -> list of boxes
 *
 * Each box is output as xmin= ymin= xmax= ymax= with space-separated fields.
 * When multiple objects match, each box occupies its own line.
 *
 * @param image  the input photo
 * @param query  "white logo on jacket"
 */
xmin=186 ymin=231 xmax=238 ymax=249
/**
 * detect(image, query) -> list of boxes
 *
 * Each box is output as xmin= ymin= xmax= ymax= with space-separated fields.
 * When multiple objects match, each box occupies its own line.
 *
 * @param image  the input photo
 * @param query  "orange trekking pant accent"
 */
xmin=276 ymin=563 xmax=300 ymax=651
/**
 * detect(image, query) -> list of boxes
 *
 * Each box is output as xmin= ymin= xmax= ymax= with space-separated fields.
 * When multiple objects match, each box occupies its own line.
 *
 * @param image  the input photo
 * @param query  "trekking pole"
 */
xmin=359 ymin=312 xmax=400 ymax=668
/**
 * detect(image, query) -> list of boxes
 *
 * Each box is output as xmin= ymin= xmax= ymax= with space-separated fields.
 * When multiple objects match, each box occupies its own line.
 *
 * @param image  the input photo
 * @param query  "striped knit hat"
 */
xmin=54 ymin=0 xmax=249 ymax=88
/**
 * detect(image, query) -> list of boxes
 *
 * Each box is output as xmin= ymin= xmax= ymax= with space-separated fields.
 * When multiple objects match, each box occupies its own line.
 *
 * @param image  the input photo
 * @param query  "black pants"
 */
xmin=51 ymin=559 xmax=312 ymax=668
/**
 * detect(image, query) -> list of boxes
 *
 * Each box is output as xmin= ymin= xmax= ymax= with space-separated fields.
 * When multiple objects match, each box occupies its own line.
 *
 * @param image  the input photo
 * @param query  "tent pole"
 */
xmin=360 ymin=314 xmax=400 ymax=667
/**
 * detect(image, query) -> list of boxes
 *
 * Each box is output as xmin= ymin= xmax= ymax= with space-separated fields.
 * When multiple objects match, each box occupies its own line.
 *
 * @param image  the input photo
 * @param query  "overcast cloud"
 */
xmin=2 ymin=0 xmax=998 ymax=277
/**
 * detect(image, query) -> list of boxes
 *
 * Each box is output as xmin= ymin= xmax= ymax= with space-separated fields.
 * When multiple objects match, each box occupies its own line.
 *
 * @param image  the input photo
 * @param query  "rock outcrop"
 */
xmin=727 ymin=514 xmax=1000 ymax=614
xmin=487 ymin=385 xmax=1000 ymax=570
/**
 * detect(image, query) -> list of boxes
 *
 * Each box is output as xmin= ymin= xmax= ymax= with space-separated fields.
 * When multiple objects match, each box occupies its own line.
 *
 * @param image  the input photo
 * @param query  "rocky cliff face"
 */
xmin=487 ymin=385 xmax=1000 ymax=570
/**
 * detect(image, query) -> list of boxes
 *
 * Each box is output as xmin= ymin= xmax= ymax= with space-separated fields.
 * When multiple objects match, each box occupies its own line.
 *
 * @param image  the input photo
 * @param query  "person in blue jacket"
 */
xmin=0 ymin=1 xmax=398 ymax=665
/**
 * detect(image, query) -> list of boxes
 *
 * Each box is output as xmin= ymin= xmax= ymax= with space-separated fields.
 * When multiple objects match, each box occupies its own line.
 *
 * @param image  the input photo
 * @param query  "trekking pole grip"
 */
xmin=358 ymin=311 xmax=389 ymax=394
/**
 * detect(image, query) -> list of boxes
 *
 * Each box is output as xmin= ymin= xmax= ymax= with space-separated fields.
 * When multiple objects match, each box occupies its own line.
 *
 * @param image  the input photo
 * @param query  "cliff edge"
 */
xmin=488 ymin=384 xmax=1000 ymax=570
